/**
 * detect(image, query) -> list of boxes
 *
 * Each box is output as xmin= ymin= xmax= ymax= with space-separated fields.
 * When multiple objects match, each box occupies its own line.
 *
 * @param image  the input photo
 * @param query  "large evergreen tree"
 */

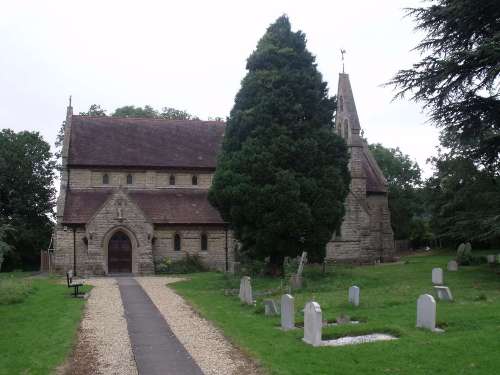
xmin=388 ymin=0 xmax=500 ymax=174
xmin=209 ymin=16 xmax=350 ymax=269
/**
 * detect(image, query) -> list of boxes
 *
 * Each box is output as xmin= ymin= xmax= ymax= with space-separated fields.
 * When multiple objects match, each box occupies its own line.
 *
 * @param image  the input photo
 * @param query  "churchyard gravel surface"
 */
xmin=70 ymin=278 xmax=137 ymax=375
xmin=137 ymin=276 xmax=261 ymax=375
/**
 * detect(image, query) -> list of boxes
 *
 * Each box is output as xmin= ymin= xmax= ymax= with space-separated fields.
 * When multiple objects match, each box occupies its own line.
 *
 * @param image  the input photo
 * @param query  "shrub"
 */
xmin=154 ymin=253 xmax=207 ymax=274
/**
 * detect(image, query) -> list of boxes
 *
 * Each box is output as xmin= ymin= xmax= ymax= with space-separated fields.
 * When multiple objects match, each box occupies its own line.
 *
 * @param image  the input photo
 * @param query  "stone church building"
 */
xmin=54 ymin=73 xmax=393 ymax=275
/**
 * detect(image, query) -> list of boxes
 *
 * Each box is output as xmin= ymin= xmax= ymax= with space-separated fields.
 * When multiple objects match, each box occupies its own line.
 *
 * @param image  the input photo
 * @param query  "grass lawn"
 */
xmin=172 ymin=252 xmax=500 ymax=375
xmin=0 ymin=273 xmax=90 ymax=375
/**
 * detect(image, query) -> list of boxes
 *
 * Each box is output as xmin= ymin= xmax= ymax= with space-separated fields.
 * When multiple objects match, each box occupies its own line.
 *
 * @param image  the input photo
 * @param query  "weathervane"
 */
xmin=340 ymin=48 xmax=346 ymax=73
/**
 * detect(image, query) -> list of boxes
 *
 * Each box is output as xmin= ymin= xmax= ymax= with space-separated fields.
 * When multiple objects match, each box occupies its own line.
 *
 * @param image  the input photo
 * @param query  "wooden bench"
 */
xmin=66 ymin=270 xmax=84 ymax=297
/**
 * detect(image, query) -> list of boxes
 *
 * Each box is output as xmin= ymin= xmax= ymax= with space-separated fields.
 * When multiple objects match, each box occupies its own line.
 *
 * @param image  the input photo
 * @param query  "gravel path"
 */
xmin=137 ymin=277 xmax=261 ymax=375
xmin=74 ymin=278 xmax=138 ymax=375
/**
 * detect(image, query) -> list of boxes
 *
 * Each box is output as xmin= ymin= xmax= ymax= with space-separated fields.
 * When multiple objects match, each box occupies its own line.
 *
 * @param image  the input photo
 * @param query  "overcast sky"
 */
xmin=0 ymin=0 xmax=439 ymax=176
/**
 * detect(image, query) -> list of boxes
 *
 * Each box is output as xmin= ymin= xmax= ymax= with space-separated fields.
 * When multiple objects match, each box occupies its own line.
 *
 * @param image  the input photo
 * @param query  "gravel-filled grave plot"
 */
xmin=69 ymin=278 xmax=138 ymax=375
xmin=137 ymin=276 xmax=261 ymax=375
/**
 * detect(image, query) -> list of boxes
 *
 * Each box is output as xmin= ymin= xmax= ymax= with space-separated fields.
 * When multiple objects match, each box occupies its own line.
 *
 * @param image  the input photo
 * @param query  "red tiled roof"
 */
xmin=68 ymin=116 xmax=225 ymax=169
xmin=62 ymin=188 xmax=224 ymax=225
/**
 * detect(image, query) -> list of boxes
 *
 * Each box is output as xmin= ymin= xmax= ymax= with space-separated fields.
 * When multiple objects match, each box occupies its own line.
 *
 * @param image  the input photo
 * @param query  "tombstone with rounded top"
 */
xmin=416 ymin=294 xmax=440 ymax=331
xmin=280 ymin=294 xmax=295 ymax=330
xmin=239 ymin=276 xmax=253 ymax=305
xmin=303 ymin=301 xmax=322 ymax=347
xmin=432 ymin=268 xmax=444 ymax=285
xmin=447 ymin=260 xmax=458 ymax=271
xmin=348 ymin=286 xmax=360 ymax=306
xmin=487 ymin=255 xmax=495 ymax=263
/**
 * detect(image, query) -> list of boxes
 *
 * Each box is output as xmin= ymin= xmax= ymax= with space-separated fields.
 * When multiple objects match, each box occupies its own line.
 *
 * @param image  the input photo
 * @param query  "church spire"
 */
xmin=335 ymin=73 xmax=362 ymax=145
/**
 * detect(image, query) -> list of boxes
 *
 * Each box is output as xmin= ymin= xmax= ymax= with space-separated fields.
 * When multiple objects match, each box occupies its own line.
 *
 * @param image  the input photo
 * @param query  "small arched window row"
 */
xmin=174 ymin=233 xmax=181 ymax=251
xmin=201 ymin=233 xmax=208 ymax=251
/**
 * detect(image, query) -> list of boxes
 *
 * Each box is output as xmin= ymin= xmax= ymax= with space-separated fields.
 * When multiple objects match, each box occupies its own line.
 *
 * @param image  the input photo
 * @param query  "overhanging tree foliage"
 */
xmin=388 ymin=0 xmax=500 ymax=173
xmin=209 ymin=16 xmax=350 ymax=268
xmin=0 ymin=130 xmax=56 ymax=270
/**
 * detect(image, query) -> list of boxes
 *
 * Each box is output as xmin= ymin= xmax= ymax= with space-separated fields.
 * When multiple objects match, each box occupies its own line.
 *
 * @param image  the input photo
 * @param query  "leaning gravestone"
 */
xmin=280 ymin=294 xmax=295 ymax=330
xmin=303 ymin=301 xmax=322 ymax=347
xmin=447 ymin=260 xmax=458 ymax=271
xmin=432 ymin=268 xmax=444 ymax=285
xmin=416 ymin=294 xmax=441 ymax=332
xmin=348 ymin=286 xmax=360 ymax=306
xmin=239 ymin=276 xmax=253 ymax=305
xmin=290 ymin=251 xmax=307 ymax=289
xmin=434 ymin=286 xmax=453 ymax=301
xmin=263 ymin=299 xmax=279 ymax=316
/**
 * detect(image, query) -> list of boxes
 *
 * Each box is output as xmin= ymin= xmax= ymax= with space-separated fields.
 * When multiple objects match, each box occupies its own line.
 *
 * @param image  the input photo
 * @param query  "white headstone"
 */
xmin=432 ymin=268 xmax=444 ymax=285
xmin=280 ymin=294 xmax=295 ymax=330
xmin=416 ymin=294 xmax=437 ymax=331
xmin=239 ymin=276 xmax=253 ymax=304
xmin=434 ymin=286 xmax=453 ymax=301
xmin=447 ymin=260 xmax=458 ymax=271
xmin=348 ymin=286 xmax=360 ymax=306
xmin=264 ymin=299 xmax=279 ymax=315
xmin=487 ymin=254 xmax=495 ymax=263
xmin=303 ymin=301 xmax=322 ymax=347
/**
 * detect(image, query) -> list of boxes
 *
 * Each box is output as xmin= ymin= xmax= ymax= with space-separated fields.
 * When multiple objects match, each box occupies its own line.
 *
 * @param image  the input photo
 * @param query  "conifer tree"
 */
xmin=209 ymin=16 xmax=350 ymax=269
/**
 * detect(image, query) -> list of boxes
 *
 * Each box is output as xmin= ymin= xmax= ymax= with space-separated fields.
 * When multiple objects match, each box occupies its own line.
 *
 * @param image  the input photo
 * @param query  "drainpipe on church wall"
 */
xmin=73 ymin=227 xmax=77 ymax=276
xmin=225 ymin=226 xmax=228 ymax=272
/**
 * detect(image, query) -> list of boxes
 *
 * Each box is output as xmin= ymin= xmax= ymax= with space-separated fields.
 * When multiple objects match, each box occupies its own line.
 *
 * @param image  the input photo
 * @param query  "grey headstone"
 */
xmin=447 ymin=260 xmax=458 ymax=271
xmin=434 ymin=286 xmax=453 ymax=301
xmin=280 ymin=294 xmax=295 ymax=330
xmin=487 ymin=254 xmax=495 ymax=263
xmin=348 ymin=285 xmax=360 ymax=306
xmin=303 ymin=301 xmax=322 ymax=347
xmin=239 ymin=276 xmax=253 ymax=305
xmin=297 ymin=251 xmax=307 ymax=276
xmin=289 ymin=274 xmax=303 ymax=290
xmin=263 ymin=299 xmax=279 ymax=316
xmin=432 ymin=268 xmax=444 ymax=285
xmin=416 ymin=294 xmax=438 ymax=331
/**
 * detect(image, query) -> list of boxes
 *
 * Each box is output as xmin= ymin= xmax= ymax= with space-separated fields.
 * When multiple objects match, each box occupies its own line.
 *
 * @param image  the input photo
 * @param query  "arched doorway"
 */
xmin=108 ymin=231 xmax=132 ymax=273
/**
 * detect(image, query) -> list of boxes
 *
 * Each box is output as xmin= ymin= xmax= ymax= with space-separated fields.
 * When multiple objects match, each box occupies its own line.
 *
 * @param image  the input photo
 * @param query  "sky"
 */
xmin=0 ymin=0 xmax=440 ymax=177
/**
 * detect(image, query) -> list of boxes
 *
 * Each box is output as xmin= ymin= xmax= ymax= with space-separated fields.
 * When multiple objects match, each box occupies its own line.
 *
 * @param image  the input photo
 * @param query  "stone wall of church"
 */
xmin=153 ymin=226 xmax=235 ymax=271
xmin=68 ymin=168 xmax=213 ymax=189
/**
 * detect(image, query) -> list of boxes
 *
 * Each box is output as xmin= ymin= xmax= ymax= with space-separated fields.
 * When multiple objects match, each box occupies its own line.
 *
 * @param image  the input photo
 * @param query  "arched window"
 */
xmin=102 ymin=173 xmax=109 ymax=185
xmin=192 ymin=175 xmax=198 ymax=185
xmin=169 ymin=174 xmax=176 ymax=185
xmin=343 ymin=119 xmax=349 ymax=140
xmin=126 ymin=174 xmax=133 ymax=185
xmin=174 ymin=233 xmax=181 ymax=251
xmin=201 ymin=233 xmax=208 ymax=251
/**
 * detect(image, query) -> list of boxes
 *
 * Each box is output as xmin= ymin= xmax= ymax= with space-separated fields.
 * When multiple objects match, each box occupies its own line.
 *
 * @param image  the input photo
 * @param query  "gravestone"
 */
xmin=280 ymin=294 xmax=295 ymax=330
xmin=303 ymin=301 xmax=322 ymax=347
xmin=487 ymin=255 xmax=495 ymax=263
xmin=348 ymin=286 xmax=360 ymax=306
xmin=447 ymin=260 xmax=458 ymax=271
xmin=434 ymin=286 xmax=453 ymax=301
xmin=432 ymin=268 xmax=444 ymax=285
xmin=263 ymin=299 xmax=279 ymax=316
xmin=239 ymin=276 xmax=253 ymax=305
xmin=290 ymin=251 xmax=308 ymax=289
xmin=416 ymin=294 xmax=439 ymax=331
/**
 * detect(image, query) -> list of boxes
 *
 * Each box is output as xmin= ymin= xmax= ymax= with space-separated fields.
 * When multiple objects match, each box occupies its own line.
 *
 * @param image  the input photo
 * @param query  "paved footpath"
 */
xmin=117 ymin=277 xmax=204 ymax=375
